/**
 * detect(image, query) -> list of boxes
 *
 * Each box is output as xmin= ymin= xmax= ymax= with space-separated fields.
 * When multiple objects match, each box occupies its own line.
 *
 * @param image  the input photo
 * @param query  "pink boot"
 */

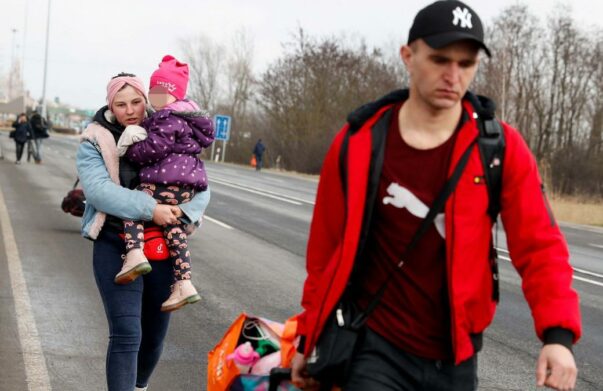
xmin=161 ymin=280 xmax=201 ymax=312
xmin=114 ymin=249 xmax=152 ymax=284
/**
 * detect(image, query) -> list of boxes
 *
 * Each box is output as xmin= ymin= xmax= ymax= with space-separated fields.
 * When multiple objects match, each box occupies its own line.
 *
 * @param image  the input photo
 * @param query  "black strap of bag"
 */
xmin=350 ymin=138 xmax=478 ymax=329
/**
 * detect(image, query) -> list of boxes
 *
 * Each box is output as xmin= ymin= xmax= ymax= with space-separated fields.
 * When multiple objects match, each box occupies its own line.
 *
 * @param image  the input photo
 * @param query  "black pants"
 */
xmin=344 ymin=328 xmax=477 ymax=391
xmin=15 ymin=142 xmax=25 ymax=161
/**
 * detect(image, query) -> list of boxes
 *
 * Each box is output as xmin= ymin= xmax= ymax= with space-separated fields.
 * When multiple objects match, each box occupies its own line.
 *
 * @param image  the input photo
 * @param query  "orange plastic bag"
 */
xmin=207 ymin=313 xmax=298 ymax=391
xmin=250 ymin=155 xmax=257 ymax=167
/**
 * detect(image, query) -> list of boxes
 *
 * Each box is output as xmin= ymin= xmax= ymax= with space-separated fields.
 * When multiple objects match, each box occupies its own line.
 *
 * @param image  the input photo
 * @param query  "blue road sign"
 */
xmin=214 ymin=115 xmax=231 ymax=141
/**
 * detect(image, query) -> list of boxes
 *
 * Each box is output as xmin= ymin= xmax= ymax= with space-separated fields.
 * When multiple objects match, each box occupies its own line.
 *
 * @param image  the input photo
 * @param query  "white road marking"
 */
xmin=572 ymin=267 xmax=603 ymax=279
xmin=210 ymin=175 xmax=315 ymax=205
xmin=573 ymin=276 xmax=603 ymax=287
xmin=560 ymin=222 xmax=603 ymax=234
xmin=204 ymin=215 xmax=233 ymax=230
xmin=0 ymin=186 xmax=52 ymax=390
xmin=210 ymin=178 xmax=304 ymax=205
xmin=590 ymin=243 xmax=603 ymax=249
xmin=496 ymin=248 xmax=603 ymax=288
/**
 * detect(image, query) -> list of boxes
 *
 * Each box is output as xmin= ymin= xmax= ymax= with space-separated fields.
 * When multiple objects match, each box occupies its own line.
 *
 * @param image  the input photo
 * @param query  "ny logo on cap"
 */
xmin=452 ymin=6 xmax=473 ymax=29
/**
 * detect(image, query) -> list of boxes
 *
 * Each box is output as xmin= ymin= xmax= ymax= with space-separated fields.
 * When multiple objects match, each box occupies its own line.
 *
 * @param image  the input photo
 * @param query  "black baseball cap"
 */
xmin=408 ymin=0 xmax=491 ymax=57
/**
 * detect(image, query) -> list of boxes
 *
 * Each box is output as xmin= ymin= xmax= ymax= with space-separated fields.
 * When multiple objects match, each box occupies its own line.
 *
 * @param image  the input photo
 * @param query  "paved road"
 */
xmin=0 ymin=133 xmax=601 ymax=390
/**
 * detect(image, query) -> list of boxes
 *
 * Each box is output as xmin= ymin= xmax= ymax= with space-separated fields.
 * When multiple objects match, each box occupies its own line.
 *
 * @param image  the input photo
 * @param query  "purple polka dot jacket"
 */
xmin=126 ymin=109 xmax=214 ymax=191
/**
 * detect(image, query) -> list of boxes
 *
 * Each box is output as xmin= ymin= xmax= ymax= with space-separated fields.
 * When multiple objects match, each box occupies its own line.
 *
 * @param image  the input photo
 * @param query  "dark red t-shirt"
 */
xmin=357 ymin=102 xmax=463 ymax=360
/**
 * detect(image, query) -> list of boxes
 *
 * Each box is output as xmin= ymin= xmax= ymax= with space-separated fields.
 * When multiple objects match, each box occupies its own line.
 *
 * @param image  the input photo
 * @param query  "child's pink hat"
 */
xmin=149 ymin=55 xmax=189 ymax=100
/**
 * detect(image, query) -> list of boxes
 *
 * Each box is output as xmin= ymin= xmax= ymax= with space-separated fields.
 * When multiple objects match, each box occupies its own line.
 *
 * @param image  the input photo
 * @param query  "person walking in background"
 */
xmin=291 ymin=1 xmax=580 ymax=390
xmin=29 ymin=110 xmax=50 ymax=164
xmin=9 ymin=113 xmax=32 ymax=165
xmin=116 ymin=55 xmax=214 ymax=312
xmin=76 ymin=72 xmax=210 ymax=391
xmin=253 ymin=138 xmax=265 ymax=171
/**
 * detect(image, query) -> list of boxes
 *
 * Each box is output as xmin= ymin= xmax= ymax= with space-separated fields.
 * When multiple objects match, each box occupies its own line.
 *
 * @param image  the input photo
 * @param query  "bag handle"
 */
xmin=351 ymin=138 xmax=478 ymax=329
xmin=73 ymin=178 xmax=80 ymax=189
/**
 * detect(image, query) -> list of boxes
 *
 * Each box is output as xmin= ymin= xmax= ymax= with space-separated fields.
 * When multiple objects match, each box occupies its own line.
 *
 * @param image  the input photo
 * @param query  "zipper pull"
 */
xmin=336 ymin=308 xmax=345 ymax=327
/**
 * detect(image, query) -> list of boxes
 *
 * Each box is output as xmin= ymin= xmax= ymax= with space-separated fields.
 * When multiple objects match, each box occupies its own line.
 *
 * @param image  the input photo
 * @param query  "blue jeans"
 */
xmin=34 ymin=138 xmax=43 ymax=161
xmin=93 ymin=229 xmax=172 ymax=391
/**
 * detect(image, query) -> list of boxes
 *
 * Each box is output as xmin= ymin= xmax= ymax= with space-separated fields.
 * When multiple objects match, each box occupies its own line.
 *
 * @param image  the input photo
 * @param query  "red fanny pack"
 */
xmin=119 ymin=226 xmax=169 ymax=261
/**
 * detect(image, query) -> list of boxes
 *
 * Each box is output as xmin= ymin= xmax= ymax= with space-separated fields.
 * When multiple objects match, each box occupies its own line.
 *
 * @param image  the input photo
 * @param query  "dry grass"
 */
xmin=549 ymin=194 xmax=603 ymax=227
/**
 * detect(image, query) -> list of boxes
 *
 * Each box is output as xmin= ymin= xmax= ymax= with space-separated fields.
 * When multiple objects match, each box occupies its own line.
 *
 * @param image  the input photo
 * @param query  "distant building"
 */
xmin=46 ymin=102 xmax=93 ymax=133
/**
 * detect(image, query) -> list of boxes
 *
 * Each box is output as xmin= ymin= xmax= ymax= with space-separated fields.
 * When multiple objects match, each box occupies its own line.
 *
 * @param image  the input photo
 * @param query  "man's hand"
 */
xmin=152 ymin=204 xmax=178 ymax=226
xmin=291 ymin=352 xmax=320 ymax=390
xmin=536 ymin=344 xmax=577 ymax=391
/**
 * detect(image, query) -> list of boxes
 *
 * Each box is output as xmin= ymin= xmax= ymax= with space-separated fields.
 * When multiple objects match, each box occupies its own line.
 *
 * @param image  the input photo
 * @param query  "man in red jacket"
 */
xmin=291 ymin=1 xmax=581 ymax=390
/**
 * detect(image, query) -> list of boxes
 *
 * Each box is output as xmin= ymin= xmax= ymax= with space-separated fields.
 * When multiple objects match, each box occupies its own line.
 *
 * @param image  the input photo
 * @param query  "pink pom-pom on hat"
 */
xmin=149 ymin=55 xmax=190 ymax=101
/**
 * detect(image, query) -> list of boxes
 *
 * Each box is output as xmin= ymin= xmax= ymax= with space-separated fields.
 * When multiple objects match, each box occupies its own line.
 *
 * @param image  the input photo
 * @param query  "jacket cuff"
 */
xmin=297 ymin=335 xmax=306 ymax=354
xmin=543 ymin=327 xmax=574 ymax=352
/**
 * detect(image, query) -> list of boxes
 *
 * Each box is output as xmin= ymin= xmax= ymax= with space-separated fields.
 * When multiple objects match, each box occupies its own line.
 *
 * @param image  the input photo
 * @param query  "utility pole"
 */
xmin=22 ymin=0 xmax=28 ymax=92
xmin=8 ymin=28 xmax=17 ymax=100
xmin=41 ymin=0 xmax=51 ymax=118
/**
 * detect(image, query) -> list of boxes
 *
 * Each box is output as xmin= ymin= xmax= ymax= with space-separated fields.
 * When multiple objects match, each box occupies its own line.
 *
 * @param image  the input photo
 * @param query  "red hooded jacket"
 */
xmin=298 ymin=91 xmax=581 ymax=364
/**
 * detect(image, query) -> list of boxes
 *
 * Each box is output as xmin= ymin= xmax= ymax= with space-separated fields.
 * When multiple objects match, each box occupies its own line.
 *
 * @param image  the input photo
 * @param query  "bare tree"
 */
xmin=224 ymin=28 xmax=255 ymax=119
xmin=180 ymin=34 xmax=225 ymax=113
xmin=587 ymin=33 xmax=603 ymax=158
xmin=217 ymin=29 xmax=260 ymax=165
xmin=475 ymin=4 xmax=602 ymax=196
xmin=474 ymin=4 xmax=544 ymax=147
xmin=257 ymin=30 xmax=399 ymax=173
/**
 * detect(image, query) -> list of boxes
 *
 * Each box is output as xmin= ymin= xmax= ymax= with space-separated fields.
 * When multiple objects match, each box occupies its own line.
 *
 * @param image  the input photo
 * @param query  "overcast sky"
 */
xmin=1 ymin=0 xmax=602 ymax=110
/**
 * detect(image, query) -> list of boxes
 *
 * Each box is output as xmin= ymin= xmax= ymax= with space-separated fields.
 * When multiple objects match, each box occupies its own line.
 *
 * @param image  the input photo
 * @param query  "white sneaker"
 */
xmin=114 ymin=248 xmax=152 ymax=285
xmin=161 ymin=280 xmax=201 ymax=312
xmin=134 ymin=387 xmax=148 ymax=391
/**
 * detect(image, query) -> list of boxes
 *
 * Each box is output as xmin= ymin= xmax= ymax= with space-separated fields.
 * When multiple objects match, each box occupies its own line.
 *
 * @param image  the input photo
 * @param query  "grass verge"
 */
xmin=549 ymin=195 xmax=603 ymax=227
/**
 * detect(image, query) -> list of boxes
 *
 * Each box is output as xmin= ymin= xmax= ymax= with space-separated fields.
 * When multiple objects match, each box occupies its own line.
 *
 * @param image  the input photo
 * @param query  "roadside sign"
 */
xmin=214 ymin=115 xmax=231 ymax=141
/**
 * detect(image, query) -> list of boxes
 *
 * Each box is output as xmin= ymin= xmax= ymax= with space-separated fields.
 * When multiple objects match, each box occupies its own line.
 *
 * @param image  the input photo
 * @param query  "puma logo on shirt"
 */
xmin=383 ymin=182 xmax=445 ymax=238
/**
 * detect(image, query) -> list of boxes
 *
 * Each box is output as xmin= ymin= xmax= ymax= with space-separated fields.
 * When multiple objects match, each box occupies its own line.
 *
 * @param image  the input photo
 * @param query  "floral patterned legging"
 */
xmin=124 ymin=183 xmax=196 ymax=281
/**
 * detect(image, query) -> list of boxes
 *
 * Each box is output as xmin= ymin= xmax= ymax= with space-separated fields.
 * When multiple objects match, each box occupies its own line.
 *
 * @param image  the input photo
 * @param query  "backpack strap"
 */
xmin=475 ymin=114 xmax=505 ymax=223
xmin=339 ymin=130 xmax=351 ymax=202
xmin=468 ymin=92 xmax=505 ymax=303
xmin=465 ymin=91 xmax=506 ymax=223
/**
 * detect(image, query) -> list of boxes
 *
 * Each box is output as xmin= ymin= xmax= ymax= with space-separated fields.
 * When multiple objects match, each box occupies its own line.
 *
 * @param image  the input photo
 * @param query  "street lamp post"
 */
xmin=8 ymin=28 xmax=17 ymax=100
xmin=22 ymin=0 xmax=28 ymax=97
xmin=40 ymin=0 xmax=51 ymax=118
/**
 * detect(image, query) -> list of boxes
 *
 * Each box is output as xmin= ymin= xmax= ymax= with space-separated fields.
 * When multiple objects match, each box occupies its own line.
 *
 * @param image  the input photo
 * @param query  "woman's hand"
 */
xmin=171 ymin=206 xmax=183 ymax=219
xmin=152 ymin=204 xmax=179 ymax=226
